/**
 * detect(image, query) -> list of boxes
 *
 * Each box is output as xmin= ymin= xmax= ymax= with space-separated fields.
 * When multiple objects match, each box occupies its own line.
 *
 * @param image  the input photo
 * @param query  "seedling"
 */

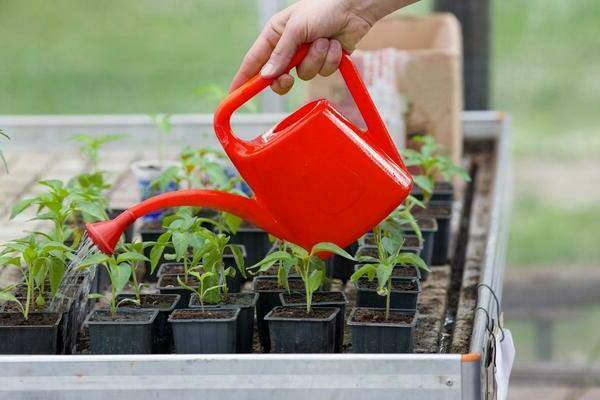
xmin=70 ymin=133 xmax=126 ymax=173
xmin=10 ymin=179 xmax=107 ymax=246
xmin=0 ymin=129 xmax=9 ymax=173
xmin=401 ymin=135 xmax=470 ymax=203
xmin=379 ymin=195 xmax=425 ymax=244
xmin=0 ymin=235 xmax=72 ymax=319
xmin=150 ymin=113 xmax=172 ymax=164
xmin=351 ymin=235 xmax=428 ymax=320
xmin=80 ymin=244 xmax=149 ymax=315
xmin=176 ymin=271 xmax=223 ymax=313
xmin=250 ymin=242 xmax=354 ymax=314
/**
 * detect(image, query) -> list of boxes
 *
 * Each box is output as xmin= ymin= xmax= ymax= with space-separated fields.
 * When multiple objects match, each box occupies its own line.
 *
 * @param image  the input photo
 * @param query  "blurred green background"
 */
xmin=1 ymin=0 xmax=599 ymax=364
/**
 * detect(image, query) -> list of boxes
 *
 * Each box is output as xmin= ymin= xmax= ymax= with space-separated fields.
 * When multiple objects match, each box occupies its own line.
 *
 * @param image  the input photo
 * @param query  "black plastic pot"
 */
xmin=280 ymin=291 xmax=348 ymax=353
xmin=325 ymin=242 xmax=358 ymax=283
xmin=401 ymin=217 xmax=438 ymax=277
xmin=116 ymin=293 xmax=180 ymax=354
xmin=229 ymin=223 xmax=271 ymax=268
xmin=169 ymin=308 xmax=239 ymax=354
xmin=156 ymin=274 xmax=197 ymax=309
xmin=415 ymin=201 xmax=452 ymax=265
xmin=411 ymin=181 xmax=454 ymax=203
xmin=189 ymin=292 xmax=258 ymax=353
xmin=347 ymin=307 xmax=416 ymax=353
xmin=265 ymin=306 xmax=338 ymax=353
xmin=86 ymin=309 xmax=158 ymax=354
xmin=356 ymin=278 xmax=421 ymax=311
xmin=354 ymin=264 xmax=421 ymax=280
xmin=0 ymin=312 xmax=61 ymax=354
xmin=252 ymin=275 xmax=306 ymax=352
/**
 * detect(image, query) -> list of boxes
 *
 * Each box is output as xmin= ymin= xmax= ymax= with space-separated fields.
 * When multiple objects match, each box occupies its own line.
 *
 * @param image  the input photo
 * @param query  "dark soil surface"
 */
xmin=88 ymin=310 xmax=155 ymax=323
xmin=351 ymin=308 xmax=415 ymax=324
xmin=358 ymin=279 xmax=418 ymax=292
xmin=170 ymin=309 xmax=236 ymax=320
xmin=392 ymin=266 xmax=419 ymax=278
xmin=0 ymin=312 xmax=59 ymax=326
xmin=254 ymin=278 xmax=304 ymax=291
xmin=190 ymin=292 xmax=256 ymax=307
xmin=282 ymin=291 xmax=345 ymax=304
xmin=118 ymin=294 xmax=179 ymax=310
xmin=269 ymin=307 xmax=335 ymax=320
xmin=158 ymin=274 xmax=199 ymax=288
xmin=159 ymin=264 xmax=186 ymax=275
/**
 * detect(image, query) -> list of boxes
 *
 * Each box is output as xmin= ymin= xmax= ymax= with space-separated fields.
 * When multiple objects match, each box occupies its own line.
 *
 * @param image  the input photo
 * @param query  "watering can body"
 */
xmin=87 ymin=45 xmax=412 ymax=255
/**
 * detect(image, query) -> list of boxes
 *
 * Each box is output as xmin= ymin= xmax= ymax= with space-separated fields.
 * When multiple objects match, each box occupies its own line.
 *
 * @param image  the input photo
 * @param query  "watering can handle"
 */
xmin=214 ymin=44 xmax=404 ymax=166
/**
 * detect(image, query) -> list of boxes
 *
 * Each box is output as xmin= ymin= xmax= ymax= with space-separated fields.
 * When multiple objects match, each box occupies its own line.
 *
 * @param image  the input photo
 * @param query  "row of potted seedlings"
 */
xmin=0 ymin=129 xmax=469 ymax=354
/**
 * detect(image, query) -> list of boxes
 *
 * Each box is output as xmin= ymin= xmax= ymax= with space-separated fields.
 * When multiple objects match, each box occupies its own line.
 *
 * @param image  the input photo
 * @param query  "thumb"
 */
xmin=261 ymin=24 xmax=304 ymax=78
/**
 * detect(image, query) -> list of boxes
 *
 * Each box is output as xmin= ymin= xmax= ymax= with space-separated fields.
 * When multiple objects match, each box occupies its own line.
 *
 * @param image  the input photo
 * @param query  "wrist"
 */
xmin=345 ymin=0 xmax=417 ymax=25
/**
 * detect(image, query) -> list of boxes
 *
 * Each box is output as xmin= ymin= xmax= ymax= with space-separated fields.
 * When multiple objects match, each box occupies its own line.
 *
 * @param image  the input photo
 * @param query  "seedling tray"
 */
xmin=0 ymin=111 xmax=510 ymax=399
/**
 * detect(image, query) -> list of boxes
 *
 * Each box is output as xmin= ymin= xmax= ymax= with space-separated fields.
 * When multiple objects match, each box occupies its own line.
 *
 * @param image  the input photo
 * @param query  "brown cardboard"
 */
xmin=307 ymin=13 xmax=463 ymax=164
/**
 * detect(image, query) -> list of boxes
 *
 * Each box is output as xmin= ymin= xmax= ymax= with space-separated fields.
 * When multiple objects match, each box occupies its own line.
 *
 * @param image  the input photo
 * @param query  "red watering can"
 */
xmin=87 ymin=44 xmax=413 ymax=255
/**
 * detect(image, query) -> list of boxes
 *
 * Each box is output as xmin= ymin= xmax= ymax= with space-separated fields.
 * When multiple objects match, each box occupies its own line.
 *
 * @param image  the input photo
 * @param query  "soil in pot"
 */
xmin=189 ymin=292 xmax=258 ymax=353
xmin=280 ymin=291 xmax=348 ymax=353
xmin=168 ymin=308 xmax=239 ymax=354
xmin=347 ymin=307 xmax=416 ymax=353
xmin=252 ymin=276 xmax=306 ymax=352
xmin=414 ymin=201 xmax=452 ymax=265
xmin=265 ymin=306 xmax=338 ymax=353
xmin=356 ymin=278 xmax=421 ymax=311
xmin=116 ymin=293 xmax=180 ymax=354
xmin=0 ymin=312 xmax=61 ymax=354
xmin=156 ymin=274 xmax=200 ymax=308
xmin=158 ymin=260 xmax=245 ymax=294
xmin=325 ymin=242 xmax=358 ymax=284
xmin=86 ymin=309 xmax=158 ymax=354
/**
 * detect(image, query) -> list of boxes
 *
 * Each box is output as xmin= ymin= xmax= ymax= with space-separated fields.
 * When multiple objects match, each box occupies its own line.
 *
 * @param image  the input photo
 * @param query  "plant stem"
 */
xmin=385 ymin=279 xmax=391 ymax=321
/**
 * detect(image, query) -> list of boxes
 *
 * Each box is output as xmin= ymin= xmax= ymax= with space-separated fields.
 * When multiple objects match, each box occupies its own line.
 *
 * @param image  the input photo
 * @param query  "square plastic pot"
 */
xmin=325 ymin=242 xmax=359 ymax=283
xmin=280 ymin=291 xmax=348 ymax=353
xmin=168 ymin=308 xmax=239 ymax=354
xmin=347 ymin=307 xmax=416 ymax=353
xmin=265 ymin=306 xmax=339 ymax=353
xmin=252 ymin=275 xmax=306 ymax=353
xmin=116 ymin=293 xmax=180 ymax=354
xmin=86 ymin=309 xmax=158 ymax=355
xmin=355 ymin=278 xmax=421 ymax=311
xmin=415 ymin=201 xmax=452 ymax=265
xmin=401 ymin=217 xmax=438 ymax=277
xmin=189 ymin=292 xmax=258 ymax=353
xmin=411 ymin=181 xmax=455 ymax=203
xmin=0 ymin=312 xmax=61 ymax=354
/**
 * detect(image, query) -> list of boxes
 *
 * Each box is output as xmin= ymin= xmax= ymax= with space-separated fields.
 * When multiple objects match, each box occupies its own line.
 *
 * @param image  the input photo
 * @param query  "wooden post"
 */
xmin=433 ymin=0 xmax=490 ymax=110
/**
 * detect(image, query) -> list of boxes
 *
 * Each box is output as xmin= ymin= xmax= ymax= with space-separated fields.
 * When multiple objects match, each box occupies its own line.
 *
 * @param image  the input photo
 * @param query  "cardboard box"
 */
xmin=307 ymin=13 xmax=463 ymax=164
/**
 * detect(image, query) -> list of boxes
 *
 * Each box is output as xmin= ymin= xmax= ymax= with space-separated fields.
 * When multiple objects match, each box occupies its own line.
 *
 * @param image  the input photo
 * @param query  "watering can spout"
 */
xmin=86 ymin=190 xmax=285 ymax=255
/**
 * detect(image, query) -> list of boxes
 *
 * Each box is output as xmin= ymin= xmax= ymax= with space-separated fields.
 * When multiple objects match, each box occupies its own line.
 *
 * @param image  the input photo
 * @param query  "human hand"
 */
xmin=230 ymin=0 xmax=416 ymax=95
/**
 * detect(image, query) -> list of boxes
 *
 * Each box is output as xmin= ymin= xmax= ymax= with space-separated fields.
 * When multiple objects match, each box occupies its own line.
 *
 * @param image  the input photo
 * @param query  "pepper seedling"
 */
xmin=0 ymin=235 xmax=73 ymax=319
xmin=79 ymin=243 xmax=149 ymax=315
xmin=249 ymin=242 xmax=355 ymax=314
xmin=401 ymin=135 xmax=470 ymax=204
xmin=176 ymin=271 xmax=223 ymax=313
xmin=351 ymin=230 xmax=428 ymax=320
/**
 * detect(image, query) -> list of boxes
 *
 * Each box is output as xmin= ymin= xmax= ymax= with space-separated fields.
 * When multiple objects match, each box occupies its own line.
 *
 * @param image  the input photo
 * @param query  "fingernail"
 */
xmin=261 ymin=62 xmax=276 ymax=77
xmin=315 ymin=39 xmax=328 ymax=52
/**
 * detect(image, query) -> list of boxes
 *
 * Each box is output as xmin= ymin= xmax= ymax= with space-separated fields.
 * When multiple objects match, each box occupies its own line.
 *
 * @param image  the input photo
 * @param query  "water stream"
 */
xmin=50 ymin=234 xmax=100 ymax=354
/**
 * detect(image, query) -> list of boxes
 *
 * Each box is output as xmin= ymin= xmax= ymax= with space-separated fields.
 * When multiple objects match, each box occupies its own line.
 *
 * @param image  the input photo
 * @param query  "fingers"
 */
xmin=260 ymin=21 xmax=305 ymax=78
xmin=270 ymin=74 xmax=294 ymax=95
xmin=319 ymin=39 xmax=343 ymax=77
xmin=296 ymin=39 xmax=329 ymax=81
xmin=230 ymin=11 xmax=289 ymax=92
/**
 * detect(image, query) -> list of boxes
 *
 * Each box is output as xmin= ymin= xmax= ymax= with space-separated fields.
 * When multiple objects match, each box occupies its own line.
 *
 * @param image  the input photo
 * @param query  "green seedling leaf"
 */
xmin=311 ymin=242 xmax=356 ymax=260
xmin=87 ymin=293 xmax=105 ymax=300
xmin=376 ymin=262 xmax=394 ymax=291
xmin=307 ymin=269 xmax=324 ymax=293
xmin=351 ymin=264 xmax=377 ymax=283
xmin=79 ymin=253 xmax=110 ymax=268
xmin=10 ymin=198 xmax=35 ymax=219
xmin=112 ymin=263 xmax=132 ymax=294
xmin=116 ymin=252 xmax=149 ymax=264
